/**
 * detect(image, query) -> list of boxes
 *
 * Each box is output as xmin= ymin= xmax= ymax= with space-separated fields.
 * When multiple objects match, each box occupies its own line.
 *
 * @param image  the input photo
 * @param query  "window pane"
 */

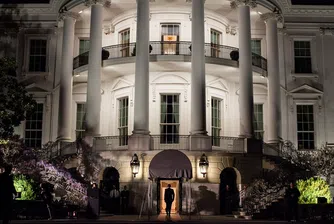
xmin=253 ymin=104 xmax=264 ymax=140
xmin=160 ymin=94 xmax=180 ymax=144
xmin=294 ymin=41 xmax=312 ymax=73
xmin=29 ymin=40 xmax=47 ymax=72
xmin=118 ymin=97 xmax=129 ymax=146
xmin=296 ymin=105 xmax=315 ymax=150
xmin=25 ymin=103 xmax=43 ymax=148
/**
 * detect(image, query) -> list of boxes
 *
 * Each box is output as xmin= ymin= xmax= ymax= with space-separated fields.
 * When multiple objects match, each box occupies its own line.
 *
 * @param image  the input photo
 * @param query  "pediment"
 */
xmin=111 ymin=78 xmax=133 ymax=90
xmin=151 ymin=74 xmax=189 ymax=84
xmin=207 ymin=79 xmax=229 ymax=92
xmin=290 ymin=84 xmax=323 ymax=95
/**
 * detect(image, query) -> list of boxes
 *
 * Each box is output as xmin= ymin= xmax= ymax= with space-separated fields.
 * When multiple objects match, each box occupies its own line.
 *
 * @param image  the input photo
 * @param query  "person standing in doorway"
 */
xmin=41 ymin=183 xmax=53 ymax=220
xmin=284 ymin=181 xmax=300 ymax=222
xmin=121 ymin=186 xmax=130 ymax=214
xmin=164 ymin=184 xmax=175 ymax=217
xmin=109 ymin=185 xmax=120 ymax=215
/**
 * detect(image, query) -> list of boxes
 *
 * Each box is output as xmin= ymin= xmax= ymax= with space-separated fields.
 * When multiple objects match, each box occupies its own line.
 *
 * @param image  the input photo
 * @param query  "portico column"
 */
xmin=57 ymin=12 xmax=79 ymax=141
xmin=262 ymin=13 xmax=282 ymax=143
xmin=128 ymin=0 xmax=150 ymax=150
xmin=85 ymin=1 xmax=104 ymax=137
xmin=231 ymin=0 xmax=256 ymax=138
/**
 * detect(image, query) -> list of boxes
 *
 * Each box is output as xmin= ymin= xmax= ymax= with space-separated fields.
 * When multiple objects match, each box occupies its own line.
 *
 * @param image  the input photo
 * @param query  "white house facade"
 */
xmin=2 ymin=0 xmax=334 ymax=214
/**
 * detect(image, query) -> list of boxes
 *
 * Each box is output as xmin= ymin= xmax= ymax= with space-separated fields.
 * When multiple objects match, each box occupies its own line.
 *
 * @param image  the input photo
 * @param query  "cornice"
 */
xmin=276 ymin=0 xmax=334 ymax=17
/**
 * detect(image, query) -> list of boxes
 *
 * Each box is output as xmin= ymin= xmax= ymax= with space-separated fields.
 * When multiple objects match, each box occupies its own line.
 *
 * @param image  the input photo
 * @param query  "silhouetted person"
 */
xmin=87 ymin=183 xmax=100 ymax=219
xmin=164 ymin=184 xmax=175 ymax=217
xmin=285 ymin=182 xmax=300 ymax=221
xmin=224 ymin=185 xmax=233 ymax=214
xmin=109 ymin=185 xmax=120 ymax=215
xmin=0 ymin=165 xmax=16 ymax=224
xmin=121 ymin=186 xmax=129 ymax=214
xmin=41 ymin=183 xmax=53 ymax=220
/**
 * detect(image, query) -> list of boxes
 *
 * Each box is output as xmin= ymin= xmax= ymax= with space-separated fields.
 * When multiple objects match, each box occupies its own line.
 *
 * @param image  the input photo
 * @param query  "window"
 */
xmin=253 ymin=104 xmax=264 ymax=140
xmin=119 ymin=29 xmax=130 ymax=57
xmin=25 ymin=103 xmax=43 ymax=148
xmin=211 ymin=98 xmax=221 ymax=146
xmin=118 ymin=97 xmax=129 ymax=146
xmin=79 ymin=39 xmax=90 ymax=55
xmin=161 ymin=24 xmax=180 ymax=55
xmin=294 ymin=41 xmax=312 ymax=73
xmin=251 ymin=39 xmax=261 ymax=55
xmin=29 ymin=39 xmax=47 ymax=72
xmin=211 ymin=29 xmax=221 ymax=58
xmin=160 ymin=94 xmax=179 ymax=144
xmin=76 ymin=103 xmax=86 ymax=139
xmin=297 ymin=105 xmax=314 ymax=150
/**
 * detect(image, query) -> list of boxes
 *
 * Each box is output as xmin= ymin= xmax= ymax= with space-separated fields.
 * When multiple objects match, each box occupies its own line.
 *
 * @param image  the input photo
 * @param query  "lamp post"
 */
xmin=199 ymin=154 xmax=209 ymax=177
xmin=130 ymin=153 xmax=140 ymax=178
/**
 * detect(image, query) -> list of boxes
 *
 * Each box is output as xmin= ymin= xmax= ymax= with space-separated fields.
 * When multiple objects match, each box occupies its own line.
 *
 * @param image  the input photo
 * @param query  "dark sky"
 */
xmin=0 ymin=0 xmax=50 ymax=3
xmin=291 ymin=0 xmax=334 ymax=5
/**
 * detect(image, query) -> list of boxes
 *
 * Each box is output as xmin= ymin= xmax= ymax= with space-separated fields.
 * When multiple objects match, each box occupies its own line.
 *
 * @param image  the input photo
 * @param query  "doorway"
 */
xmin=158 ymin=179 xmax=181 ymax=214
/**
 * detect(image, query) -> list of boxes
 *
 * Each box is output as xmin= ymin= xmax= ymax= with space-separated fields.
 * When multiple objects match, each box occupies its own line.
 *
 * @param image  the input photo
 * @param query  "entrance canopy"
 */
xmin=149 ymin=150 xmax=193 ymax=179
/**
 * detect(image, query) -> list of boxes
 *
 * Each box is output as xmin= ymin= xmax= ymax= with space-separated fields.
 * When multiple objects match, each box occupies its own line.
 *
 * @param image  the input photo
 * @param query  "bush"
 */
xmin=13 ymin=174 xmax=38 ymax=200
xmin=297 ymin=177 xmax=331 ymax=204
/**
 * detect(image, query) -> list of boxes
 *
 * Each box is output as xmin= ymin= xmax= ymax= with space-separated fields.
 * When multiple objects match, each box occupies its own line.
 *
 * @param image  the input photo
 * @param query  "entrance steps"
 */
xmin=233 ymin=208 xmax=252 ymax=220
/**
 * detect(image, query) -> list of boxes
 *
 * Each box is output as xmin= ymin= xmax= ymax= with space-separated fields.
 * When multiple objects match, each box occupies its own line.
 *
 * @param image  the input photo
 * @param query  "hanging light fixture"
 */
xmin=199 ymin=154 xmax=209 ymax=177
xmin=130 ymin=153 xmax=140 ymax=178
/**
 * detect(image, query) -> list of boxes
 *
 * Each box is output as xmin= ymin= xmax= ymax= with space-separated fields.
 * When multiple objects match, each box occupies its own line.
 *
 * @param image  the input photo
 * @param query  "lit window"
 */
xmin=25 ymin=103 xmax=43 ymax=148
xmin=79 ymin=39 xmax=90 ymax=54
xmin=297 ymin=105 xmax=314 ymax=150
xmin=29 ymin=39 xmax=47 ymax=72
xmin=211 ymin=98 xmax=221 ymax=146
xmin=160 ymin=94 xmax=179 ymax=144
xmin=294 ymin=41 xmax=312 ymax=73
xmin=118 ymin=97 xmax=129 ymax=146
xmin=253 ymin=104 xmax=264 ymax=140
xmin=76 ymin=103 xmax=86 ymax=139
xmin=161 ymin=24 xmax=180 ymax=55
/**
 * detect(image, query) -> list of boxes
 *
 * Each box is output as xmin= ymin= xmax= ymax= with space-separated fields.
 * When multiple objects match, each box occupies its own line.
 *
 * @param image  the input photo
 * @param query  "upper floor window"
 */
xmin=297 ymin=105 xmax=314 ymax=150
xmin=160 ymin=94 xmax=179 ymax=144
xmin=79 ymin=39 xmax=90 ymax=55
xmin=161 ymin=24 xmax=180 ymax=55
xmin=25 ymin=103 xmax=43 ymax=148
xmin=211 ymin=29 xmax=221 ymax=58
xmin=294 ymin=41 xmax=312 ymax=73
xmin=119 ymin=28 xmax=130 ymax=57
xmin=29 ymin=39 xmax=47 ymax=72
xmin=251 ymin=39 xmax=261 ymax=56
xmin=118 ymin=97 xmax=129 ymax=146
xmin=76 ymin=103 xmax=86 ymax=139
xmin=253 ymin=104 xmax=264 ymax=140
xmin=211 ymin=98 xmax=222 ymax=146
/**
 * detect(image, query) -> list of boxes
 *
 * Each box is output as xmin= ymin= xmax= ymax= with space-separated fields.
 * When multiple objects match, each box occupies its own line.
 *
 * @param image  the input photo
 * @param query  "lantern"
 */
xmin=130 ymin=153 xmax=140 ymax=178
xmin=199 ymin=154 xmax=209 ymax=177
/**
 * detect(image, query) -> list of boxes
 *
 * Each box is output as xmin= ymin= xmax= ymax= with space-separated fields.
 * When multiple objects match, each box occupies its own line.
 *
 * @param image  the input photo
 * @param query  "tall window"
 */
xmin=25 ymin=103 xmax=43 ymax=148
xmin=211 ymin=29 xmax=221 ymax=58
xmin=251 ymin=39 xmax=262 ymax=55
xmin=76 ymin=103 xmax=86 ymax=139
xmin=160 ymin=94 xmax=179 ymax=144
xmin=119 ymin=28 xmax=130 ymax=57
xmin=118 ymin=97 xmax=129 ymax=146
xmin=297 ymin=105 xmax=315 ymax=150
xmin=294 ymin=41 xmax=312 ymax=73
xmin=161 ymin=24 xmax=180 ymax=55
xmin=253 ymin=104 xmax=264 ymax=140
xmin=29 ymin=39 xmax=47 ymax=72
xmin=211 ymin=98 xmax=221 ymax=146
xmin=79 ymin=39 xmax=90 ymax=54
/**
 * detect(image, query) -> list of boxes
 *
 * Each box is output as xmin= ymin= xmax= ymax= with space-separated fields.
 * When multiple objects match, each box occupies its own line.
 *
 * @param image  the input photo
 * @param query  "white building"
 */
xmin=2 ymin=0 xmax=334 ymax=214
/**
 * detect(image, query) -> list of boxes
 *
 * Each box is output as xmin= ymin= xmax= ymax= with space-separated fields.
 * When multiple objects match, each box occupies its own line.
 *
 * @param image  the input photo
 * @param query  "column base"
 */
xmin=56 ymin=136 xmax=72 ymax=142
xmin=244 ymin=138 xmax=263 ymax=154
xmin=189 ymin=135 xmax=212 ymax=151
xmin=128 ymin=134 xmax=151 ymax=151
xmin=266 ymin=139 xmax=280 ymax=144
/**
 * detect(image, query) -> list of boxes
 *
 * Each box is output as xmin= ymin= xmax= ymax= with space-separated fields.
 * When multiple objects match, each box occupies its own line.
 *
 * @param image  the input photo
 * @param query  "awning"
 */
xmin=149 ymin=150 xmax=193 ymax=179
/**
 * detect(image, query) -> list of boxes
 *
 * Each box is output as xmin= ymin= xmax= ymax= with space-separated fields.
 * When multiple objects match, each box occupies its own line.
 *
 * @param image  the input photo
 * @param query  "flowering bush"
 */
xmin=13 ymin=174 xmax=38 ymax=200
xmin=297 ymin=177 xmax=331 ymax=204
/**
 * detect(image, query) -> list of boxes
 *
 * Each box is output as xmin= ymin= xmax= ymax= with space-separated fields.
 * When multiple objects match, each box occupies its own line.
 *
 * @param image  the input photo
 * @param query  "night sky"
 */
xmin=291 ymin=0 xmax=334 ymax=5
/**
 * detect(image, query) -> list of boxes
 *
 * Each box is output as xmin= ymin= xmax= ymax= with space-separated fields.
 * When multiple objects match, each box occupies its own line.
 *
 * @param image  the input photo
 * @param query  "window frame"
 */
xmin=211 ymin=97 xmax=222 ymax=146
xmin=253 ymin=103 xmax=264 ymax=140
xmin=24 ymin=103 xmax=44 ymax=148
xmin=295 ymin=104 xmax=315 ymax=150
xmin=118 ymin=97 xmax=129 ymax=146
xmin=293 ymin=40 xmax=312 ymax=74
xmin=251 ymin=39 xmax=262 ymax=56
xmin=24 ymin=35 xmax=50 ymax=75
xmin=291 ymin=36 xmax=316 ymax=75
xmin=79 ymin=39 xmax=90 ymax=55
xmin=75 ymin=102 xmax=86 ymax=139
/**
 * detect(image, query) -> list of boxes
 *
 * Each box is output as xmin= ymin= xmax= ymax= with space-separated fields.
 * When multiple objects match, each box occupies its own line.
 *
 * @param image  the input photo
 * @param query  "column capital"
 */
xmin=58 ymin=11 xmax=81 ymax=22
xmin=320 ymin=27 xmax=334 ymax=36
xmin=261 ymin=12 xmax=284 ymax=24
xmin=230 ymin=0 xmax=257 ymax=9
xmin=85 ymin=0 xmax=110 ymax=7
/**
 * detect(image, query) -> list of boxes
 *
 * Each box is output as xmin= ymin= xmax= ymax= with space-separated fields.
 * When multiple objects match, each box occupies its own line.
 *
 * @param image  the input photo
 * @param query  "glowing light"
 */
xmin=79 ymin=10 xmax=83 ymax=14
xmin=258 ymin=11 xmax=263 ymax=15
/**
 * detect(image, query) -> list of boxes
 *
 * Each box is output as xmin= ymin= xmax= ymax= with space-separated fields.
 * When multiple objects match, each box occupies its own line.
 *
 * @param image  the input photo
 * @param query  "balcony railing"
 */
xmin=73 ymin=41 xmax=267 ymax=72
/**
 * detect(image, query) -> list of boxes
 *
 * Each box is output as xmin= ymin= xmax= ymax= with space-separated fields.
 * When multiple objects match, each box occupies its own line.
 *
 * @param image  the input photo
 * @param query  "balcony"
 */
xmin=73 ymin=41 xmax=267 ymax=76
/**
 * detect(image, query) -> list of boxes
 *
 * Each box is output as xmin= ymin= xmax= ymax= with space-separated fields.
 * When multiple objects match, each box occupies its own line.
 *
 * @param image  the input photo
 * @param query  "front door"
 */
xmin=158 ymin=179 xmax=180 ymax=214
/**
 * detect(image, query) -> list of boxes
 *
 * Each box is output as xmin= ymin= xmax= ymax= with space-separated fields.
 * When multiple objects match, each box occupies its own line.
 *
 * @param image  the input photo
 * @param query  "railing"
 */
xmin=151 ymin=135 xmax=189 ymax=151
xmin=47 ymin=141 xmax=79 ymax=159
xmin=212 ymin=136 xmax=245 ymax=153
xmin=73 ymin=41 xmax=268 ymax=72
xmin=262 ymin=141 xmax=282 ymax=157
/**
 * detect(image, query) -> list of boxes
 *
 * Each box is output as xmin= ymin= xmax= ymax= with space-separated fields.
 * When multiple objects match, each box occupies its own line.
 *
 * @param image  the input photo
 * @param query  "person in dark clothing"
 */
xmin=224 ymin=185 xmax=233 ymax=215
xmin=164 ymin=184 xmax=175 ymax=217
xmin=121 ymin=186 xmax=130 ymax=214
xmin=41 ymin=183 xmax=53 ymax=220
xmin=285 ymin=182 xmax=300 ymax=221
xmin=0 ymin=165 xmax=16 ymax=224
xmin=87 ymin=183 xmax=100 ymax=219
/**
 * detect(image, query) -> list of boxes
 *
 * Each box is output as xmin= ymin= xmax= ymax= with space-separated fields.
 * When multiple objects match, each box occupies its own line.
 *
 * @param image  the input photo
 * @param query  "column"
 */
xmin=128 ymin=0 xmax=150 ymax=151
xmin=85 ymin=2 xmax=104 ymax=137
xmin=189 ymin=0 xmax=211 ymax=151
xmin=233 ymin=1 xmax=255 ymax=138
xmin=263 ymin=13 xmax=282 ymax=143
xmin=57 ymin=12 xmax=79 ymax=141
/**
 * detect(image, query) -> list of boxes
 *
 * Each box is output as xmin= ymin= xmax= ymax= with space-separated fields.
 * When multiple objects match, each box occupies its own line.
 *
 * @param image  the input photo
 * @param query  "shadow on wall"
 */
xmin=192 ymin=185 xmax=220 ymax=215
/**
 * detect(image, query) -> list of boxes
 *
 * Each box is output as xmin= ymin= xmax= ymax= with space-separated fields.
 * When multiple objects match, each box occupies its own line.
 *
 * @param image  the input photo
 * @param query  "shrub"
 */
xmin=13 ymin=174 xmax=38 ymax=200
xmin=297 ymin=177 xmax=331 ymax=204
